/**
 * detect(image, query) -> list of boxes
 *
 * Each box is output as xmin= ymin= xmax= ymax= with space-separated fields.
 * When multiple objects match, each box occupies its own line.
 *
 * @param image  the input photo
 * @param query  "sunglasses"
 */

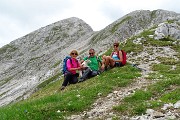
xmin=114 ymin=45 xmax=119 ymax=47
xmin=71 ymin=53 xmax=78 ymax=55
xmin=89 ymin=52 xmax=94 ymax=55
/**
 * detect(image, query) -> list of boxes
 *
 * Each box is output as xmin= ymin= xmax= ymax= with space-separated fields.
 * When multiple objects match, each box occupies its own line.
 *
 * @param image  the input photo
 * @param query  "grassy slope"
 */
xmin=0 ymin=65 xmax=141 ymax=120
xmin=113 ymin=30 xmax=180 ymax=116
xmin=0 ymin=29 xmax=180 ymax=120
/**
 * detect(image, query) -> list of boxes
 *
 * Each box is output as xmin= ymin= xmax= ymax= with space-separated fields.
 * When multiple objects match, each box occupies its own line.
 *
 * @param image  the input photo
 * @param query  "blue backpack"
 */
xmin=62 ymin=56 xmax=72 ymax=74
xmin=62 ymin=56 xmax=78 ymax=74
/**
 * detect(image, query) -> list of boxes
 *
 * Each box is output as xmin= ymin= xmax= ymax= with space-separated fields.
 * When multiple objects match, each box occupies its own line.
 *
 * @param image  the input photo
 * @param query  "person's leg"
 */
xmin=102 ymin=55 xmax=111 ymax=69
xmin=79 ymin=68 xmax=91 ymax=82
xmin=90 ymin=70 xmax=98 ymax=77
xmin=105 ymin=56 xmax=111 ymax=66
xmin=70 ymin=75 xmax=78 ymax=84
xmin=109 ymin=58 xmax=116 ymax=67
xmin=69 ymin=73 xmax=79 ymax=84
xmin=61 ymin=72 xmax=72 ymax=90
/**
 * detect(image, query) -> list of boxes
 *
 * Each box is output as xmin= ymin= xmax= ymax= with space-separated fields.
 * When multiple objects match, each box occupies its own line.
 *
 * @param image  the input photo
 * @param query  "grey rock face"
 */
xmin=155 ymin=22 xmax=180 ymax=40
xmin=0 ymin=17 xmax=94 ymax=106
xmin=0 ymin=10 xmax=180 ymax=107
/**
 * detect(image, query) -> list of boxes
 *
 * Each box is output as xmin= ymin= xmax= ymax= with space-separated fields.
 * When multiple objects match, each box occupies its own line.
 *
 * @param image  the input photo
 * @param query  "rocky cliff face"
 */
xmin=0 ymin=17 xmax=94 ymax=106
xmin=0 ymin=9 xmax=180 ymax=107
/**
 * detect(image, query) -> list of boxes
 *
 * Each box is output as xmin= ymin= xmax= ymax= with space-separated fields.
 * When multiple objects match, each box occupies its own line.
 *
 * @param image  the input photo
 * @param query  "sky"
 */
xmin=0 ymin=0 xmax=180 ymax=48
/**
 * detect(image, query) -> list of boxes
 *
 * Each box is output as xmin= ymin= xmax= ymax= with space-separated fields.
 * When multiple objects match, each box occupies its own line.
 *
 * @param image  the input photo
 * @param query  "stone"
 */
xmin=1 ymin=9 xmax=180 ymax=108
xmin=152 ymin=111 xmax=165 ymax=118
xmin=174 ymin=100 xmax=180 ymax=108
xmin=146 ymin=109 xmax=154 ymax=115
xmin=161 ymin=103 xmax=173 ymax=110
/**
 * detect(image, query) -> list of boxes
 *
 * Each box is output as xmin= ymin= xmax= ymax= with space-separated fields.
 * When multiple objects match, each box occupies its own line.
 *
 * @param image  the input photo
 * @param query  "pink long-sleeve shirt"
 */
xmin=67 ymin=58 xmax=80 ymax=74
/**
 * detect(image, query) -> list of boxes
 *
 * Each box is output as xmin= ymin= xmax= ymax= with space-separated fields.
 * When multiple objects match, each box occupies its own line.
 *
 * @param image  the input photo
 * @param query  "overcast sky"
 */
xmin=0 ymin=0 xmax=180 ymax=47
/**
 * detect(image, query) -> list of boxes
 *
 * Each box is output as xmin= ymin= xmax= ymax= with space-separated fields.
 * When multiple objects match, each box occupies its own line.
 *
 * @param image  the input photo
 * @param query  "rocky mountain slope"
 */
xmin=0 ymin=9 xmax=180 ymax=107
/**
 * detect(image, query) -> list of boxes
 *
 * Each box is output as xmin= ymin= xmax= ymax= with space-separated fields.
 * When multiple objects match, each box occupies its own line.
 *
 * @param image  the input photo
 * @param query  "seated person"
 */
xmin=60 ymin=50 xmax=82 ymax=90
xmin=79 ymin=48 xmax=104 ymax=82
xmin=102 ymin=42 xmax=123 ymax=69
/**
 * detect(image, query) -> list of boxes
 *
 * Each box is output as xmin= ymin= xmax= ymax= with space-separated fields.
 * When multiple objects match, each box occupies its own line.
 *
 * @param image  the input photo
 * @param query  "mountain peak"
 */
xmin=0 ymin=9 xmax=180 ymax=107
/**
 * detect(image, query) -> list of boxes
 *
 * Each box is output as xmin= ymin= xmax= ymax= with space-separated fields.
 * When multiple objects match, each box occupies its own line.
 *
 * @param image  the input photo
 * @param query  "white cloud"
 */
xmin=0 ymin=0 xmax=180 ymax=47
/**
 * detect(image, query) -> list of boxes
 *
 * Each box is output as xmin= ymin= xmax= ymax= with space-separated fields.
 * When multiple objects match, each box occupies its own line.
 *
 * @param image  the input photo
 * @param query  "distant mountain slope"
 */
xmin=0 ymin=17 xmax=94 ymax=106
xmin=0 ymin=9 xmax=180 ymax=107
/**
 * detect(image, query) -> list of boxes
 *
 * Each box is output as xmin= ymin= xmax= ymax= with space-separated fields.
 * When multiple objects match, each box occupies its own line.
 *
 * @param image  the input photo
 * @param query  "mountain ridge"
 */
xmin=0 ymin=9 xmax=180 ymax=107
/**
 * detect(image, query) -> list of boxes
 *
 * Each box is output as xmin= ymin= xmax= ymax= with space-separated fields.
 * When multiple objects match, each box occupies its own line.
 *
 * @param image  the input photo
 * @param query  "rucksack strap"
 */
xmin=111 ymin=51 xmax=121 ymax=59
xmin=69 ymin=58 xmax=79 ymax=67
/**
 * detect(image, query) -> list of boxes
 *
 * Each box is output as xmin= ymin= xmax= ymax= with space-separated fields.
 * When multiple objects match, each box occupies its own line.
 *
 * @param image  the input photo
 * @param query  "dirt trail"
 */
xmin=67 ymin=46 xmax=179 ymax=120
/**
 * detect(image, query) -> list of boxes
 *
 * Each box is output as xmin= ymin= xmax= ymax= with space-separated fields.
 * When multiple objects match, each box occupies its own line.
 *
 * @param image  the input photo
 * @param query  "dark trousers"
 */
xmin=62 ymin=72 xmax=79 ymax=86
xmin=80 ymin=68 xmax=98 ymax=80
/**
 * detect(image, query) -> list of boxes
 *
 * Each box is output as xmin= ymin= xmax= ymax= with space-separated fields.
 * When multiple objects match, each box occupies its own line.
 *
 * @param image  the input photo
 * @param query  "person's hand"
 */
xmin=80 ymin=66 xmax=84 ymax=70
xmin=101 ymin=64 xmax=105 ymax=70
xmin=77 ymin=67 xmax=81 ymax=70
xmin=111 ymin=59 xmax=115 ymax=62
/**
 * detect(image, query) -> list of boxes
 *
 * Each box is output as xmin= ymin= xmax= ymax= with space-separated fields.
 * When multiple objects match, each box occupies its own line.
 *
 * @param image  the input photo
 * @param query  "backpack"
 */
xmin=62 ymin=56 xmax=72 ymax=74
xmin=111 ymin=50 xmax=127 ymax=66
xmin=120 ymin=50 xmax=127 ymax=66
xmin=62 ymin=56 xmax=79 ymax=74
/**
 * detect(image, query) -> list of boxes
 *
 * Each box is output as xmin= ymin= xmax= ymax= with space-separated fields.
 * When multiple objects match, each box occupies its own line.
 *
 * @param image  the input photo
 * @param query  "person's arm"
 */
xmin=78 ymin=61 xmax=84 ymax=70
xmin=80 ymin=59 xmax=84 ymax=64
xmin=97 ymin=56 xmax=102 ymax=65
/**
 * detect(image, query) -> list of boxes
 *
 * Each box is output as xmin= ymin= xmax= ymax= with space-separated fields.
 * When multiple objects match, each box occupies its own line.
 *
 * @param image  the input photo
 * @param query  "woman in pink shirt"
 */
xmin=61 ymin=50 xmax=82 ymax=90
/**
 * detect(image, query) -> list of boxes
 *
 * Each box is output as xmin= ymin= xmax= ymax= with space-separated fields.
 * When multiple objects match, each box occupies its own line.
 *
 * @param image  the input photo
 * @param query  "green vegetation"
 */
xmin=44 ymin=36 xmax=51 ymax=43
xmin=113 ymin=31 xmax=180 ymax=116
xmin=36 ymin=72 xmax=62 ymax=90
xmin=52 ymin=26 xmax=62 ymax=31
xmin=167 ymin=20 xmax=175 ymax=24
xmin=31 ymin=46 xmax=40 ymax=52
xmin=90 ymin=31 xmax=109 ymax=45
xmin=29 ymin=56 xmax=42 ymax=62
xmin=52 ymin=60 xmax=61 ymax=68
xmin=151 ymin=10 xmax=157 ymax=19
xmin=124 ymin=36 xmax=144 ymax=53
xmin=111 ymin=16 xmax=132 ymax=33
xmin=0 ymin=44 xmax=18 ymax=54
xmin=0 ymin=76 xmax=13 ymax=87
xmin=0 ymin=65 xmax=141 ymax=120
xmin=0 ymin=23 xmax=179 ymax=119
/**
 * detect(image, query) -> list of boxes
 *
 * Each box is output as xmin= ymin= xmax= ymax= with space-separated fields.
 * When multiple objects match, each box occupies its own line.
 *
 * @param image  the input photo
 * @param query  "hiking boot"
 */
xmin=78 ymin=78 xmax=84 ymax=83
xmin=60 ymin=86 xmax=65 ymax=90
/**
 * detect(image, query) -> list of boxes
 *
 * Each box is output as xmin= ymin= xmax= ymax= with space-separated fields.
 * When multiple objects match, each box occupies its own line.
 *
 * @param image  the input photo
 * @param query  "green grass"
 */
xmin=124 ymin=38 xmax=143 ymax=53
xmin=36 ymin=72 xmax=62 ymax=90
xmin=0 ymin=76 xmax=13 ymax=87
xmin=0 ymin=23 xmax=180 ymax=119
xmin=111 ymin=16 xmax=132 ymax=33
xmin=113 ymin=67 xmax=180 ymax=116
xmin=0 ymin=44 xmax=18 ymax=54
xmin=52 ymin=60 xmax=61 ymax=68
xmin=0 ymin=65 xmax=141 ymax=120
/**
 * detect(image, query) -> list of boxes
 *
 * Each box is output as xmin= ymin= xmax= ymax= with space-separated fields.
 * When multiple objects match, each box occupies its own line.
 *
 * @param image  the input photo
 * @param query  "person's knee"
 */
xmin=85 ymin=67 xmax=91 ymax=73
xmin=102 ymin=55 xmax=107 ymax=59
xmin=64 ymin=72 xmax=72 ymax=79
xmin=91 ymin=71 xmax=98 ymax=76
xmin=71 ymin=76 xmax=78 ymax=84
xmin=107 ymin=56 xmax=111 ymax=59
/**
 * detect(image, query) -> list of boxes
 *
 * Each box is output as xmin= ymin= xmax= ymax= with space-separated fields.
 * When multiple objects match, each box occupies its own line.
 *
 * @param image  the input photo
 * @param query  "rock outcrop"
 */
xmin=0 ymin=9 xmax=180 ymax=107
